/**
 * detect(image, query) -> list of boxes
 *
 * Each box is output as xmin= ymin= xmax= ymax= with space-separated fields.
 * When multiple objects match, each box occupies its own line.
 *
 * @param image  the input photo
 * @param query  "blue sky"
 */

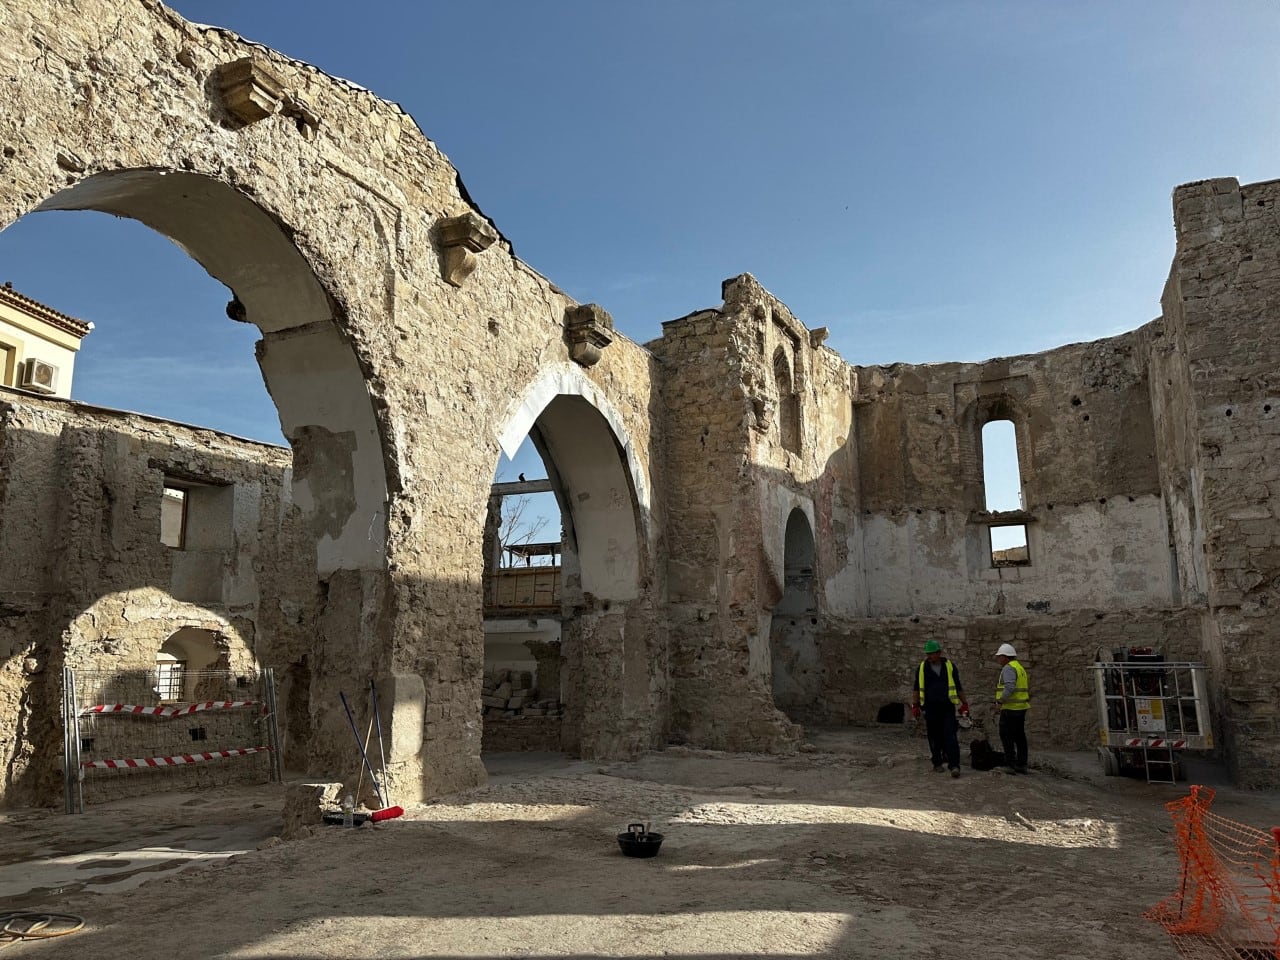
xmin=2 ymin=2 xmax=1277 ymax=532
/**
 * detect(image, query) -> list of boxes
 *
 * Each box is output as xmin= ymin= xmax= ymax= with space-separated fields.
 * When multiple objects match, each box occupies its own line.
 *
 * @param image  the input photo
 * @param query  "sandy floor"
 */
xmin=2 ymin=725 xmax=1278 ymax=959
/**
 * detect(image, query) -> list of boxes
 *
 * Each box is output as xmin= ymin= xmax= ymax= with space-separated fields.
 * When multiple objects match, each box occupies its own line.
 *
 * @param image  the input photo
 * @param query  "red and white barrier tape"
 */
xmin=1124 ymin=738 xmax=1187 ymax=748
xmin=79 ymin=700 xmax=265 ymax=718
xmin=82 ymin=745 xmax=273 ymax=770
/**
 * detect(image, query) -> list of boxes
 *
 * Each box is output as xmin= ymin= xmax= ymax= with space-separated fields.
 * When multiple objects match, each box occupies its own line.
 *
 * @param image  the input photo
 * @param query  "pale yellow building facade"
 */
xmin=0 ymin=282 xmax=91 ymax=398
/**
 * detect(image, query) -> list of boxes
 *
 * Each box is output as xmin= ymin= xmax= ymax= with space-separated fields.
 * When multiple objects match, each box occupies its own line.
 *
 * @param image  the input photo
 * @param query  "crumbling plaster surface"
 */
xmin=1 ymin=0 xmax=666 ymax=804
xmin=848 ymin=332 xmax=1173 ymax=617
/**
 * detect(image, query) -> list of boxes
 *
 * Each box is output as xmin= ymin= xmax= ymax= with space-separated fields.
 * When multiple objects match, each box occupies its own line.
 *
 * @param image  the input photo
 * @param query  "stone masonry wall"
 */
xmin=652 ymin=278 xmax=801 ymax=751
xmin=815 ymin=609 xmax=1203 ymax=750
xmin=0 ymin=388 xmax=317 ymax=806
xmin=1163 ymin=176 xmax=1280 ymax=786
xmin=849 ymin=330 xmax=1173 ymax=619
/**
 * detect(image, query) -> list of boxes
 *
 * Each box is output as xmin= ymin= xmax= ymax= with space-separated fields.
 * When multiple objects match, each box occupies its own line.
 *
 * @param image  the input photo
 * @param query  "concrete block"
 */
xmin=282 ymin=780 xmax=341 ymax=840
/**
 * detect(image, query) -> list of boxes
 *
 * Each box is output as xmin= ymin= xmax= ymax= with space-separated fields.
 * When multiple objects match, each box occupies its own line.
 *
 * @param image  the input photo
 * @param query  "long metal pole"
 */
xmin=370 ymin=678 xmax=390 ymax=808
xmin=68 ymin=668 xmax=84 ymax=814
xmin=263 ymin=668 xmax=283 ymax=783
xmin=62 ymin=667 xmax=73 ymax=815
xmin=339 ymin=691 xmax=384 ymax=808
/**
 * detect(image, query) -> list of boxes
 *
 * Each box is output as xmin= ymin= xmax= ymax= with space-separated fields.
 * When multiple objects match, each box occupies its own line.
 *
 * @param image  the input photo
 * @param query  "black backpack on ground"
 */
xmin=969 ymin=737 xmax=1006 ymax=771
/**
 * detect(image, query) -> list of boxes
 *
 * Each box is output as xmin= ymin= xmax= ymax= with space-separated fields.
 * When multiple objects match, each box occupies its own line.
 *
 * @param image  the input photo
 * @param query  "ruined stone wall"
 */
xmin=654 ymin=275 xmax=862 ymax=746
xmin=653 ymin=278 xmax=804 ymax=750
xmin=8 ymin=1 xmax=1280 ymax=794
xmin=0 ymin=389 xmax=317 ymax=806
xmin=1 ymin=0 xmax=668 ymax=804
xmin=851 ymin=331 xmax=1173 ymax=618
xmin=1162 ymin=177 xmax=1280 ymax=786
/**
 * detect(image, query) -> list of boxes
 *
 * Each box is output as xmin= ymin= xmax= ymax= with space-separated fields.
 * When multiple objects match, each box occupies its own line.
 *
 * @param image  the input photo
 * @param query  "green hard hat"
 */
xmin=923 ymin=640 xmax=942 ymax=654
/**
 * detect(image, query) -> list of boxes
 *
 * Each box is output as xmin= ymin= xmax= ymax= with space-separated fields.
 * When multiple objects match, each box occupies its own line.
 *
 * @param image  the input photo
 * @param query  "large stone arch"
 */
xmin=34 ymin=171 xmax=390 ymax=574
xmin=494 ymin=363 xmax=663 ymax=757
xmin=1 ymin=167 xmax=396 ymax=796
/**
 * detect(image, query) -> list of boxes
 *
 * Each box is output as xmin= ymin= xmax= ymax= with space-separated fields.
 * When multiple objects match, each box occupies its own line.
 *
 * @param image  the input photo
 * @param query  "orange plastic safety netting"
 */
xmin=1146 ymin=785 xmax=1280 ymax=960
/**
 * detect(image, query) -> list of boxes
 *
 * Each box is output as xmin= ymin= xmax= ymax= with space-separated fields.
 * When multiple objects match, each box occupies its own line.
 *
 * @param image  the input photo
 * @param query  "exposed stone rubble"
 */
xmin=480 ymin=669 xmax=562 ymax=719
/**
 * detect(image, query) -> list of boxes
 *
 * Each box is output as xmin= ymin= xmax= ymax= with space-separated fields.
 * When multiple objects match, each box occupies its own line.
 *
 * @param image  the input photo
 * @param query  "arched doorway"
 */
xmin=770 ymin=507 xmax=820 ymax=721
xmin=490 ymin=367 xmax=662 ymax=759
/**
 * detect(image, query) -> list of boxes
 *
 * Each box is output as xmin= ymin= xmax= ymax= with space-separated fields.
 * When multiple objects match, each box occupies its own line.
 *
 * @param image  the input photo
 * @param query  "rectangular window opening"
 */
xmin=160 ymin=484 xmax=188 ymax=549
xmin=990 ymin=524 xmax=1030 ymax=567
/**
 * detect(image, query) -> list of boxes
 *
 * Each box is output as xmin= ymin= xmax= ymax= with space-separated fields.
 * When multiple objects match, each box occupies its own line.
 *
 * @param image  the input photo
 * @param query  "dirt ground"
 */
xmin=2 ymin=725 xmax=1278 ymax=960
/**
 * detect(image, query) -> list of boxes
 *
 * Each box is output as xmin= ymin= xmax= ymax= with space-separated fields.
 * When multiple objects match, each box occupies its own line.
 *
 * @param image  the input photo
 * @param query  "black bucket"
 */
xmin=617 ymin=822 xmax=663 ymax=858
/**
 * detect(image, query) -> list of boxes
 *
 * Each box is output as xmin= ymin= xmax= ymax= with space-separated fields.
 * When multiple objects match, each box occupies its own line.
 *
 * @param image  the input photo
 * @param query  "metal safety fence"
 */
xmin=62 ymin=666 xmax=281 ymax=813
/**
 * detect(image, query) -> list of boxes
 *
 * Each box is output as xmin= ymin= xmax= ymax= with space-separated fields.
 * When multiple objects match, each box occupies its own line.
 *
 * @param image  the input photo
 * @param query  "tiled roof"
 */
xmin=0 ymin=283 xmax=92 ymax=339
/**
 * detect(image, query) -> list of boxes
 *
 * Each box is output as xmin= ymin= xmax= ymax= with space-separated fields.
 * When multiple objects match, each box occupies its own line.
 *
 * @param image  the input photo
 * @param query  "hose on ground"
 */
xmin=0 ymin=912 xmax=86 ymax=948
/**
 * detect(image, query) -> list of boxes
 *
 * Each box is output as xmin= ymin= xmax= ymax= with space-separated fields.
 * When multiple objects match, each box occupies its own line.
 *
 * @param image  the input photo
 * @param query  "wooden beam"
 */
xmin=491 ymin=479 xmax=553 ymax=497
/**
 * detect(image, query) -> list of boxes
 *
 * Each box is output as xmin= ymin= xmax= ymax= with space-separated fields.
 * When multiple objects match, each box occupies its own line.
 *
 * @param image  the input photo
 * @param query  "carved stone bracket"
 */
xmin=437 ymin=212 xmax=498 ymax=287
xmin=564 ymin=303 xmax=614 ymax=367
xmin=214 ymin=57 xmax=285 ymax=125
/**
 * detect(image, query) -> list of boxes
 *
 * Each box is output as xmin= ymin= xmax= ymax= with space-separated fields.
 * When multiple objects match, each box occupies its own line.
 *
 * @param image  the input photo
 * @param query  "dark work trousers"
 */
xmin=999 ymin=709 xmax=1029 ymax=770
xmin=924 ymin=703 xmax=960 ymax=770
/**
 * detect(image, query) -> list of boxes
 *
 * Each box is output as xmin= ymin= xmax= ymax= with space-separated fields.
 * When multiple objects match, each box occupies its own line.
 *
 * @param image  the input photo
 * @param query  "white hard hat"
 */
xmin=996 ymin=643 xmax=1018 ymax=658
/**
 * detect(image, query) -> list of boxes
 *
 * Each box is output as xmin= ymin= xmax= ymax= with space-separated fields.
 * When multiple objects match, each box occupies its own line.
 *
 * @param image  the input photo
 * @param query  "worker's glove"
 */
xmin=959 ymin=703 xmax=970 ymax=717
xmin=911 ymin=704 xmax=921 ymax=719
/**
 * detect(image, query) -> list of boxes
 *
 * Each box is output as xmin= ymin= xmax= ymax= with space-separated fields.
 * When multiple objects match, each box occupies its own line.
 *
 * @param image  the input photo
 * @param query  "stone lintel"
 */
xmin=214 ymin=57 xmax=285 ymax=125
xmin=564 ymin=303 xmax=614 ymax=367
xmin=437 ymin=212 xmax=499 ymax=287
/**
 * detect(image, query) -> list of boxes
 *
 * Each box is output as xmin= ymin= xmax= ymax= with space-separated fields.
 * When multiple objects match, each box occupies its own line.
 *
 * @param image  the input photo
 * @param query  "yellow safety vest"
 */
xmin=996 ymin=659 xmax=1030 ymax=711
xmin=917 ymin=659 xmax=960 ymax=706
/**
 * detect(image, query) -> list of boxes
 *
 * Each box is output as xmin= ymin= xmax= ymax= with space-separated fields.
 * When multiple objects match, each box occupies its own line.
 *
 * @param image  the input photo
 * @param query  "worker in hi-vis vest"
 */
xmin=912 ymin=639 xmax=969 ymax=778
xmin=994 ymin=643 xmax=1031 ymax=774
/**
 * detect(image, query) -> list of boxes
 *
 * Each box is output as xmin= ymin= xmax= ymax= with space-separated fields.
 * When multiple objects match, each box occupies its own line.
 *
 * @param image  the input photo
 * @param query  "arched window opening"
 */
xmin=770 ymin=508 xmax=820 ymax=722
xmin=155 ymin=628 xmax=223 ymax=703
xmin=981 ymin=418 xmax=1029 ymax=566
xmin=774 ymin=348 xmax=801 ymax=454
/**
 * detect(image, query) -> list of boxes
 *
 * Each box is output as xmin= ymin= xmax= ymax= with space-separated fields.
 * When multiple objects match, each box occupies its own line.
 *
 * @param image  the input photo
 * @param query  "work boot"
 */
xmin=950 ymin=767 xmax=960 ymax=778
xmin=932 ymin=764 xmax=945 ymax=773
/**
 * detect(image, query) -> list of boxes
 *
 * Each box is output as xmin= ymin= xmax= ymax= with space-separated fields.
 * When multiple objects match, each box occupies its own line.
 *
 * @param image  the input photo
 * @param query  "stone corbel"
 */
xmin=564 ymin=304 xmax=614 ymax=367
xmin=809 ymin=326 xmax=830 ymax=348
xmin=437 ymin=212 xmax=498 ymax=287
xmin=214 ymin=57 xmax=285 ymax=125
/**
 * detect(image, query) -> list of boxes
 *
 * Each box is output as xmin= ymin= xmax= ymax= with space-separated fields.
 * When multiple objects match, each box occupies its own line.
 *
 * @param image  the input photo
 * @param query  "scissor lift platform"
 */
xmin=1090 ymin=653 xmax=1213 ymax=784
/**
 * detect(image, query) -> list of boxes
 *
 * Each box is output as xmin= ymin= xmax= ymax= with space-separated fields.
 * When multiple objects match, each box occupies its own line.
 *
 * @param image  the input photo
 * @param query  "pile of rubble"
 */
xmin=481 ymin=669 xmax=562 ymax=719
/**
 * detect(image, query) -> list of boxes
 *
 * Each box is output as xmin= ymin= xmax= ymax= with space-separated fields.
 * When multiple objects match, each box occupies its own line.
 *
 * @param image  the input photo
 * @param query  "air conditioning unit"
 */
xmin=18 ymin=358 xmax=58 ymax=394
